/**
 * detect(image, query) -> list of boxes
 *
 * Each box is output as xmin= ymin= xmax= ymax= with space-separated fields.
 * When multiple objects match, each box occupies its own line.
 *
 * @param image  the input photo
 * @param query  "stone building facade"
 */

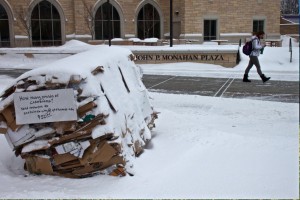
xmin=280 ymin=15 xmax=299 ymax=41
xmin=0 ymin=0 xmax=281 ymax=47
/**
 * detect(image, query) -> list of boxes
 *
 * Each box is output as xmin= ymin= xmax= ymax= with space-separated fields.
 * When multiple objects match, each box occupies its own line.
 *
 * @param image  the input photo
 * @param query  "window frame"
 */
xmin=31 ymin=1 xmax=62 ymax=47
xmin=253 ymin=19 xmax=265 ymax=33
xmin=0 ymin=3 xmax=10 ymax=47
xmin=136 ymin=3 xmax=161 ymax=40
xmin=203 ymin=19 xmax=218 ymax=41
xmin=94 ymin=2 xmax=121 ymax=40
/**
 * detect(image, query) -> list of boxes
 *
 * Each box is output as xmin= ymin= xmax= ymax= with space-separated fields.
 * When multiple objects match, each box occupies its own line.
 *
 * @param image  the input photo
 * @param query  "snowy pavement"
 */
xmin=0 ymin=37 xmax=299 ymax=199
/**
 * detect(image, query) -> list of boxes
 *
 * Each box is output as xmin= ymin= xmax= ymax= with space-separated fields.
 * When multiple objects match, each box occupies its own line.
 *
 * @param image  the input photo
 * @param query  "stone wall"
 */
xmin=132 ymin=49 xmax=239 ymax=68
xmin=2 ymin=0 xmax=281 ymax=47
xmin=280 ymin=17 xmax=299 ymax=41
xmin=182 ymin=0 xmax=281 ymax=42
xmin=280 ymin=24 xmax=299 ymax=35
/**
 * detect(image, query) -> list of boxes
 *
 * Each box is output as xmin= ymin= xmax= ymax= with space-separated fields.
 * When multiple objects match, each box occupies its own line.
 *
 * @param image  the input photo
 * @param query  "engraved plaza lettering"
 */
xmin=135 ymin=54 xmax=224 ymax=61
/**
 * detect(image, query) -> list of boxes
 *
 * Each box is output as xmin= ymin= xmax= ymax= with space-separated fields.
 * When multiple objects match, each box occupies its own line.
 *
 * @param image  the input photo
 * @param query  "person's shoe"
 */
xmin=260 ymin=74 xmax=271 ymax=83
xmin=243 ymin=74 xmax=251 ymax=82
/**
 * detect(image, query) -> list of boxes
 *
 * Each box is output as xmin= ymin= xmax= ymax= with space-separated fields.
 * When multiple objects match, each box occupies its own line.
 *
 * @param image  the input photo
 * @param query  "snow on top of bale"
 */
xmin=0 ymin=46 xmax=157 ymax=178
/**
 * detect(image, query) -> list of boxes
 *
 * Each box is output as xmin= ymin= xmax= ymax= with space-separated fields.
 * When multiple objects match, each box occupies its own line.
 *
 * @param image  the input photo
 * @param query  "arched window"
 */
xmin=0 ymin=4 xmax=10 ymax=47
xmin=137 ymin=3 xmax=160 ymax=39
xmin=95 ymin=2 xmax=121 ymax=40
xmin=31 ymin=0 xmax=61 ymax=46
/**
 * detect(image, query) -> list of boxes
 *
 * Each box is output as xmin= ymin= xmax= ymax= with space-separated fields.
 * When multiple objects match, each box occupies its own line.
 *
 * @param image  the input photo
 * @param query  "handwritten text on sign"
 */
xmin=14 ymin=89 xmax=77 ymax=124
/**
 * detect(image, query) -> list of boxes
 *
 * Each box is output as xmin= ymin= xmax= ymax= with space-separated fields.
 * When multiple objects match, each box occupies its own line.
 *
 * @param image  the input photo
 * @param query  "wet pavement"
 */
xmin=0 ymin=69 xmax=299 ymax=103
xmin=143 ymin=75 xmax=299 ymax=103
xmin=0 ymin=68 xmax=31 ymax=78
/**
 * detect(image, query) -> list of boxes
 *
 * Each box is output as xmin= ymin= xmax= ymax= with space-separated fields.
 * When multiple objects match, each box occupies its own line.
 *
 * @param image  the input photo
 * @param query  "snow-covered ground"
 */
xmin=0 ymin=36 xmax=299 ymax=199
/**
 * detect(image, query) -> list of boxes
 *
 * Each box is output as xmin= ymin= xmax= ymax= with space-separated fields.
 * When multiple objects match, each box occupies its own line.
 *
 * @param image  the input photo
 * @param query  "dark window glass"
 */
xmin=113 ymin=7 xmax=119 ymax=20
xmin=95 ymin=22 xmax=103 ymax=39
xmin=52 ymin=5 xmax=60 ymax=19
xmin=137 ymin=8 xmax=144 ymax=20
xmin=53 ymin=21 xmax=61 ymax=39
xmin=95 ymin=3 xmax=121 ymax=40
xmin=144 ymin=4 xmax=153 ymax=20
xmin=137 ymin=4 xmax=161 ymax=39
xmin=95 ymin=7 xmax=102 ymax=20
xmin=31 ymin=1 xmax=61 ymax=46
xmin=154 ymin=21 xmax=160 ymax=38
xmin=0 ymin=4 xmax=10 ymax=47
xmin=40 ymin=21 xmax=53 ymax=40
xmin=137 ymin=21 xmax=144 ymax=39
xmin=31 ymin=20 xmax=41 ymax=40
xmin=102 ymin=3 xmax=110 ymax=20
xmin=39 ymin=0 xmax=52 ymax=19
xmin=153 ymin=7 xmax=160 ymax=20
xmin=31 ymin=6 xmax=39 ymax=19
xmin=102 ymin=20 xmax=109 ymax=39
xmin=204 ymin=20 xmax=217 ymax=41
xmin=0 ymin=4 xmax=8 ymax=19
xmin=113 ymin=21 xmax=120 ymax=38
xmin=253 ymin=20 xmax=264 ymax=33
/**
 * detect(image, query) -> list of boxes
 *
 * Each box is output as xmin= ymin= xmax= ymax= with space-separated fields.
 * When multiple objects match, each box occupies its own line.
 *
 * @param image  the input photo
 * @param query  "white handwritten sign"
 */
xmin=14 ymin=89 xmax=77 ymax=124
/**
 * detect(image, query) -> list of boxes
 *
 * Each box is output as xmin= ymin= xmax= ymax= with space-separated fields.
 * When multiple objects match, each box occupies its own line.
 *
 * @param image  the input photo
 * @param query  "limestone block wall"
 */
xmin=132 ymin=49 xmax=239 ymax=68
xmin=181 ymin=0 xmax=281 ymax=42
xmin=2 ymin=0 xmax=281 ymax=47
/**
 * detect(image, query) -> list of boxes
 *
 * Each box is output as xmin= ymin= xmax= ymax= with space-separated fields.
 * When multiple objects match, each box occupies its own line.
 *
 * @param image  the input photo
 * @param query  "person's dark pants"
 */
xmin=244 ymin=56 xmax=263 ymax=76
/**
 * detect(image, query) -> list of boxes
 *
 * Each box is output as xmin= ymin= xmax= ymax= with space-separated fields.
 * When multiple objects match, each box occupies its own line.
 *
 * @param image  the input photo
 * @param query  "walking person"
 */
xmin=243 ymin=31 xmax=271 ymax=83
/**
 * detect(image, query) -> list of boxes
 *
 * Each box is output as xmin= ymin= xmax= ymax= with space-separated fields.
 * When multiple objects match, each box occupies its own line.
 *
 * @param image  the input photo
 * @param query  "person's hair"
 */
xmin=255 ymin=31 xmax=265 ymax=37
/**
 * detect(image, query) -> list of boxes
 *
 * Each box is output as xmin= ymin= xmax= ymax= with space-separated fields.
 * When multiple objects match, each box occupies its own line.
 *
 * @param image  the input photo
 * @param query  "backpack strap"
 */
xmin=251 ymin=38 xmax=259 ymax=50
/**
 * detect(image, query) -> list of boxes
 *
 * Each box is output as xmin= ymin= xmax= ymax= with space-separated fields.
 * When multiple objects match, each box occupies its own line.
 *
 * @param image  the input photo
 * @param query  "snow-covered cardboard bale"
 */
xmin=0 ymin=46 xmax=158 ymax=178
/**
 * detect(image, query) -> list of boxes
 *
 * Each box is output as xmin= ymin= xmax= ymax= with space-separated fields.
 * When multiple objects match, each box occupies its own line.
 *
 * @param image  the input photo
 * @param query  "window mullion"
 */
xmin=51 ymin=5 xmax=54 ymax=45
xmin=38 ymin=4 xmax=42 ymax=45
xmin=101 ymin=6 xmax=104 ymax=39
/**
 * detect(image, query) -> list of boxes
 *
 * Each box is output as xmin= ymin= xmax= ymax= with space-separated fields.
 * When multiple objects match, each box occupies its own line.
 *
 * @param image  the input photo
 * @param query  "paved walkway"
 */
xmin=0 ymin=69 xmax=299 ymax=103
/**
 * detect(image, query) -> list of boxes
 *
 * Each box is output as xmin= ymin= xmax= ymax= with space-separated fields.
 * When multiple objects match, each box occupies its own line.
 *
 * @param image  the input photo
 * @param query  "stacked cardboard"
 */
xmin=0 ymin=49 xmax=158 ymax=178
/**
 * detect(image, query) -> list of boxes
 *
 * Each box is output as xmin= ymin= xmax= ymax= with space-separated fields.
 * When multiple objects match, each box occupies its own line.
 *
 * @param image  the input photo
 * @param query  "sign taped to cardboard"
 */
xmin=14 ymin=89 xmax=77 ymax=124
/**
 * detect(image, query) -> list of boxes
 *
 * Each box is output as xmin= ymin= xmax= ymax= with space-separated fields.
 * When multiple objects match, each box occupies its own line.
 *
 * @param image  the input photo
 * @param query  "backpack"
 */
xmin=242 ymin=40 xmax=253 ymax=56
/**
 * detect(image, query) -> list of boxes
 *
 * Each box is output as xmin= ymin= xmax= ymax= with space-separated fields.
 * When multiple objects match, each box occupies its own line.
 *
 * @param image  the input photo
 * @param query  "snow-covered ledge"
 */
xmin=220 ymin=33 xmax=252 ymax=44
xmin=180 ymin=33 xmax=203 ymax=43
xmin=0 ymin=40 xmax=240 ymax=68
